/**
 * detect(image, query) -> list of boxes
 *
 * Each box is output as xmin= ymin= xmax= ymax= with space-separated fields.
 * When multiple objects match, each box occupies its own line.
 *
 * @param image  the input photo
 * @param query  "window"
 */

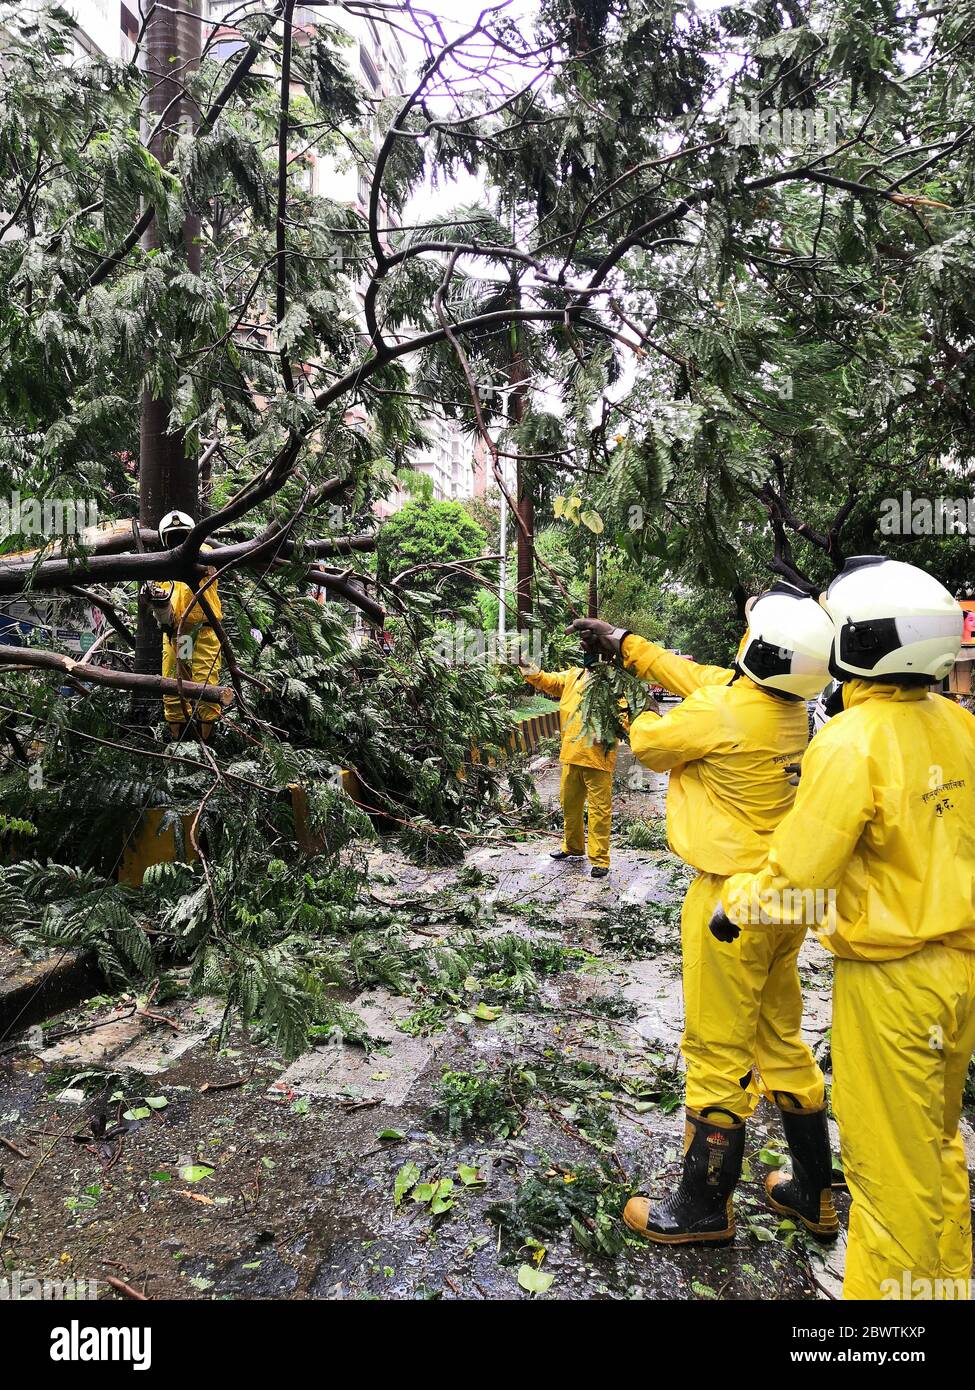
xmin=211 ymin=38 xmax=246 ymax=62
xmin=360 ymin=45 xmax=381 ymax=92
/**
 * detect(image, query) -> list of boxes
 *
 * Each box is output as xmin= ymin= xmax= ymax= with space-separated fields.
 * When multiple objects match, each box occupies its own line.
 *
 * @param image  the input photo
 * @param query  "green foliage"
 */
xmin=0 ymin=814 xmax=37 ymax=839
xmin=432 ymin=1064 xmax=535 ymax=1138
xmin=397 ymin=820 xmax=466 ymax=867
xmin=486 ymin=1163 xmax=634 ymax=1261
xmin=5 ymin=0 xmax=975 ymax=1074
xmin=593 ymin=898 xmax=682 ymax=958
xmin=622 ymin=817 xmax=669 ymax=852
xmin=376 ymin=500 xmax=488 ymax=611
xmin=577 ymin=660 xmax=653 ymax=750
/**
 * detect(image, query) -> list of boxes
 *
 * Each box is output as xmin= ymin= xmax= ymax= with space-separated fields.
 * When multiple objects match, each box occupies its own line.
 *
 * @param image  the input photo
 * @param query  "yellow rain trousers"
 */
xmin=722 ymin=681 xmax=975 ymax=1298
xmin=560 ymin=764 xmax=613 ymax=868
xmin=681 ymin=871 xmax=822 ymax=1115
xmin=161 ymin=576 xmax=224 ymax=729
xmin=523 ymin=666 xmax=617 ymax=866
xmin=624 ymin=636 xmax=821 ymax=1119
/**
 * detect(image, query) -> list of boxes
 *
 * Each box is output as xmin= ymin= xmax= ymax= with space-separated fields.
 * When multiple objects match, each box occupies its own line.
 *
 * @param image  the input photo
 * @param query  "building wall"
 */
xmin=411 ymin=416 xmax=478 ymax=503
xmin=66 ymin=1 xmax=139 ymax=61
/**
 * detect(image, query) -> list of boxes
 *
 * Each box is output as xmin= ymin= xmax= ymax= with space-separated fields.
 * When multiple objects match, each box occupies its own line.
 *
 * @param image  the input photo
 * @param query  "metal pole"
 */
xmin=498 ymin=465 xmax=507 ymax=644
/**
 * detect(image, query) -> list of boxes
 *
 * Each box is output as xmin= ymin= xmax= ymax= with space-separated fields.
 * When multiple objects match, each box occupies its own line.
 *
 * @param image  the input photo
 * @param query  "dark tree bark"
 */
xmin=133 ymin=0 xmax=203 ymax=719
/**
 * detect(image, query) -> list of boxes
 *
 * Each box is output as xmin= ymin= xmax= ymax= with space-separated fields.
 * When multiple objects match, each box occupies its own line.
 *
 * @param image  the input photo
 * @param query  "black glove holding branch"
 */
xmin=565 ymin=617 xmax=628 ymax=659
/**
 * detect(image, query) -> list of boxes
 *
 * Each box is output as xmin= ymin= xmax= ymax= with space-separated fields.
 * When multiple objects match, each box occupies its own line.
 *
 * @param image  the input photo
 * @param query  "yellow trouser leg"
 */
xmin=833 ymin=946 xmax=975 ymax=1301
xmin=939 ymin=1129 xmax=972 ymax=1288
xmin=752 ymin=926 xmax=825 ymax=1111
xmin=161 ymin=634 xmax=188 ymax=727
xmin=192 ymin=624 xmax=224 ymax=726
xmin=162 ymin=626 xmax=223 ymax=727
xmin=681 ymin=871 xmax=824 ymax=1119
xmin=581 ymin=767 xmax=613 ymax=868
xmin=560 ymin=764 xmax=586 ymax=856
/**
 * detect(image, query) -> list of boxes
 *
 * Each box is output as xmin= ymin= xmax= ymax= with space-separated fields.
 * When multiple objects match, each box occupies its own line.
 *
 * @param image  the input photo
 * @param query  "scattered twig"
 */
xmin=105 ymin=1275 xmax=150 ymax=1302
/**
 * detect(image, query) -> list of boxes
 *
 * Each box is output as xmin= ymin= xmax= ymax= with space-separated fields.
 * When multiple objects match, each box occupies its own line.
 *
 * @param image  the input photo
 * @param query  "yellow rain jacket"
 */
xmin=622 ymin=635 xmax=821 ymax=1117
xmin=161 ymin=574 xmax=224 ymax=727
xmin=721 ymin=680 xmax=975 ymax=1300
xmin=622 ymin=637 xmax=734 ymax=700
xmin=721 ymin=681 xmax=975 ymax=958
xmin=625 ymin=638 xmax=807 ymax=877
xmin=523 ymin=666 xmax=621 ymax=772
xmin=524 ymin=665 xmax=626 ymax=867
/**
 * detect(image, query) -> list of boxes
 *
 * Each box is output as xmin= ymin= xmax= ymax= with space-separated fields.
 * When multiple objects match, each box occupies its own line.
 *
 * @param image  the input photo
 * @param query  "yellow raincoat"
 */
xmin=722 ymin=681 xmax=975 ymax=1298
xmin=524 ymin=665 xmax=619 ymax=868
xmin=623 ymin=634 xmax=822 ymax=1118
xmin=622 ymin=638 xmax=734 ymax=701
xmin=161 ymin=574 xmax=224 ymax=729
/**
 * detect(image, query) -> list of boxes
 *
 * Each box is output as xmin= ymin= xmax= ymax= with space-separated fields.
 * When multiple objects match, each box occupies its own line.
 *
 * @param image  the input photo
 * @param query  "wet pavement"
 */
xmin=0 ymin=752 xmax=971 ymax=1300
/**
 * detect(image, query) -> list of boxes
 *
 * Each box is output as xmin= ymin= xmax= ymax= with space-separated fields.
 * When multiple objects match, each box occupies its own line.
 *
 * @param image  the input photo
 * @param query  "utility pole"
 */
xmin=132 ymin=1 xmax=203 ymax=717
xmin=498 ymin=466 xmax=508 ymax=644
xmin=509 ymin=279 xmax=532 ymax=632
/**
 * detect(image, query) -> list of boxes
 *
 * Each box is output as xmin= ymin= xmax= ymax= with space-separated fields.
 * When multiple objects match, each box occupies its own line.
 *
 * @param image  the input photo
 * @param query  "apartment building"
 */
xmin=64 ymin=0 xmax=139 ymax=61
xmin=412 ymin=415 xmax=479 ymax=503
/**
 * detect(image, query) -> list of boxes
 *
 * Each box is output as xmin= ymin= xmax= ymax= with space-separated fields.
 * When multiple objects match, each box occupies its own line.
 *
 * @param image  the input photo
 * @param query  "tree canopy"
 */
xmin=2 ymin=0 xmax=975 ymax=1048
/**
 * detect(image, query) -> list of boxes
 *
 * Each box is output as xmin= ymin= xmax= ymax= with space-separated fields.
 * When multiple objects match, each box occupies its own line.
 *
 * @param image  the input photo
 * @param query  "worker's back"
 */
xmin=629 ymin=675 xmax=807 ymax=876
xmin=776 ymin=681 xmax=975 ymax=959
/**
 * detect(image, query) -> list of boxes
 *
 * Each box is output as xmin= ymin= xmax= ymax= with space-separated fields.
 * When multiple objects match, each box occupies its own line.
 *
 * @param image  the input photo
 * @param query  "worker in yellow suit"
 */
xmin=715 ymin=557 xmax=975 ymax=1299
xmin=142 ymin=509 xmax=224 ymax=742
xmin=519 ymin=652 xmax=625 ymax=878
xmin=571 ymin=583 xmax=835 ymax=1245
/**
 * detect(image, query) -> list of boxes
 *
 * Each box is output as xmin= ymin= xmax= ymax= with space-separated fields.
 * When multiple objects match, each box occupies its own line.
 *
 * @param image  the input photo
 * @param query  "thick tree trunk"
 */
xmin=133 ymin=1 xmax=203 ymax=720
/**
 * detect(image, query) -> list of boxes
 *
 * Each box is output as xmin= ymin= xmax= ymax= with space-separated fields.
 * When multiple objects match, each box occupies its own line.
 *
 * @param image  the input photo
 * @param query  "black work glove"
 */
xmin=708 ymin=903 xmax=740 ymax=943
xmin=565 ymin=617 xmax=627 ymax=658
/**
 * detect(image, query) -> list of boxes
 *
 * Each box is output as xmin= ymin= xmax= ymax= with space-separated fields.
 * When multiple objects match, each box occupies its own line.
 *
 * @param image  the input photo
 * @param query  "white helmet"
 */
xmin=158 ymin=509 xmax=195 ymax=549
xmin=737 ymin=581 xmax=833 ymax=700
xmin=821 ymin=556 xmax=963 ymax=683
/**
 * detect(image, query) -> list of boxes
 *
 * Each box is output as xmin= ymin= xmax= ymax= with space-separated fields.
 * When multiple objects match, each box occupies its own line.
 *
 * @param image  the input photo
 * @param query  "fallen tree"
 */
xmin=2 ymin=0 xmax=975 ymax=1056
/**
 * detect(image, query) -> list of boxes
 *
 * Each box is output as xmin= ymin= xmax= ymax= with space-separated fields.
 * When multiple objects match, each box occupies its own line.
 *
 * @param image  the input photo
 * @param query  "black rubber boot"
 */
xmin=623 ymin=1107 xmax=745 ymax=1246
xmin=766 ymin=1101 xmax=840 ymax=1241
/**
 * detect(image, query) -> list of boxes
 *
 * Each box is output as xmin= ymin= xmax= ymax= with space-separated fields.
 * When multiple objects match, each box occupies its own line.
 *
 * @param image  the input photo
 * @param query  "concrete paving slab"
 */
xmin=38 ymin=1008 xmax=145 ymax=1067
xmin=271 ymin=989 xmax=440 ymax=1106
xmin=0 ymin=942 xmax=102 ymax=1036
xmin=621 ymin=956 xmax=684 ymax=1050
xmin=112 ymin=998 xmax=224 ymax=1074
